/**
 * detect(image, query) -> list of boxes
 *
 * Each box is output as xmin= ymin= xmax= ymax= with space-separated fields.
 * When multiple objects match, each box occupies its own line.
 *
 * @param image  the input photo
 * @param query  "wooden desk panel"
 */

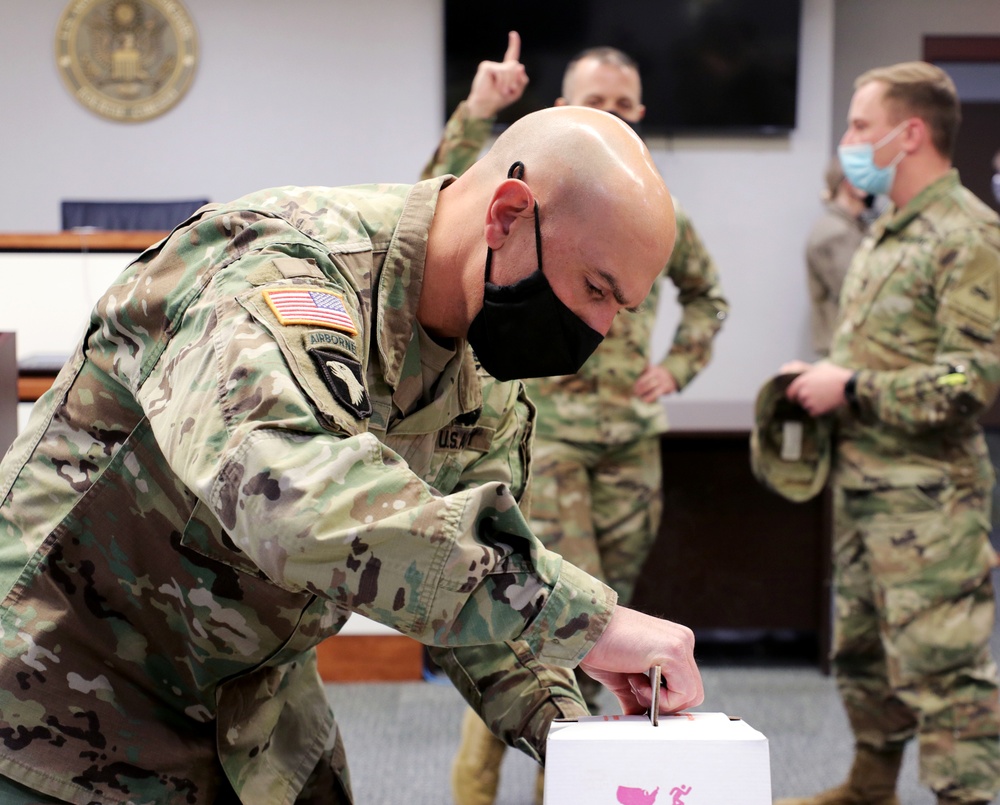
xmin=632 ymin=430 xmax=832 ymax=669
xmin=0 ymin=233 xmax=164 ymax=395
xmin=0 ymin=231 xmax=167 ymax=252
xmin=315 ymin=634 xmax=424 ymax=682
xmin=18 ymin=374 xmax=56 ymax=403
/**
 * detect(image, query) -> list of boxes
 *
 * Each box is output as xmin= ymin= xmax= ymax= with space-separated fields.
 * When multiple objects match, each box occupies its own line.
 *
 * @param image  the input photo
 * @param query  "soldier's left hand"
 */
xmin=633 ymin=365 xmax=678 ymax=402
xmin=465 ymin=31 xmax=529 ymax=119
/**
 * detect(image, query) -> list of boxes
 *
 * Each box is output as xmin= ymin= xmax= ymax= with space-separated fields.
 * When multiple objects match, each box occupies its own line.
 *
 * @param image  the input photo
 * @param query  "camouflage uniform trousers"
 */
xmin=529 ymin=434 xmax=664 ymax=710
xmin=832 ymin=479 xmax=1000 ymax=802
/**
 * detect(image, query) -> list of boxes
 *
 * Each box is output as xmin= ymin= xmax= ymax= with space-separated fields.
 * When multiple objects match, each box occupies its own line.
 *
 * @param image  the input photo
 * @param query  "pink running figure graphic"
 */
xmin=670 ymin=784 xmax=692 ymax=804
xmin=616 ymin=786 xmax=659 ymax=805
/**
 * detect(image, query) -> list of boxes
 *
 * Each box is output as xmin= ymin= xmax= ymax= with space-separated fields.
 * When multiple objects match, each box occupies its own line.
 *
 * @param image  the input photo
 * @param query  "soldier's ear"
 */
xmin=484 ymin=179 xmax=534 ymax=249
xmin=900 ymin=116 xmax=925 ymax=154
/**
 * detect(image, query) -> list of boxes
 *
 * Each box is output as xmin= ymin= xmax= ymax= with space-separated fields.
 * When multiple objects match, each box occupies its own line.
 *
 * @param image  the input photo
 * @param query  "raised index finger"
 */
xmin=503 ymin=30 xmax=521 ymax=63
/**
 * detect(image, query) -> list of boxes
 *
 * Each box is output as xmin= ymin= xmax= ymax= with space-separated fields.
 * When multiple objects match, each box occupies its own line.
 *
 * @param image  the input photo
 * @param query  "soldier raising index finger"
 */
xmin=465 ymin=30 xmax=528 ymax=119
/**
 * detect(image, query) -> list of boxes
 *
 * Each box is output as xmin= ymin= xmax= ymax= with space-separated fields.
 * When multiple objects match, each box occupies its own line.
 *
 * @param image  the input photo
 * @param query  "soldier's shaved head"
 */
xmin=423 ymin=106 xmax=675 ymax=339
xmin=479 ymin=106 xmax=669 ymax=249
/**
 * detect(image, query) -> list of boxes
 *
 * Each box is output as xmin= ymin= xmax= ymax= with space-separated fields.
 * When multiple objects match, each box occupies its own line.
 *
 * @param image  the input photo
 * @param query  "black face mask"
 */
xmin=465 ymin=161 xmax=604 ymax=382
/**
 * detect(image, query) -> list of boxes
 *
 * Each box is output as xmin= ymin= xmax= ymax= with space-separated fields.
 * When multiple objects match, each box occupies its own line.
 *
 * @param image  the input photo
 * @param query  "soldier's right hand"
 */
xmin=465 ymin=31 xmax=529 ymax=119
xmin=578 ymin=605 xmax=704 ymax=716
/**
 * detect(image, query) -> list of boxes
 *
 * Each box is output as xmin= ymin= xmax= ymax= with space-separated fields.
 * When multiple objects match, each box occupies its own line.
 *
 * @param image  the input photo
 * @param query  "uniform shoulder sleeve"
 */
xmin=660 ymin=204 xmax=729 ymax=388
xmin=419 ymin=101 xmax=493 ymax=180
xmin=853 ymin=228 xmax=1000 ymax=431
xmin=235 ymin=256 xmax=372 ymax=437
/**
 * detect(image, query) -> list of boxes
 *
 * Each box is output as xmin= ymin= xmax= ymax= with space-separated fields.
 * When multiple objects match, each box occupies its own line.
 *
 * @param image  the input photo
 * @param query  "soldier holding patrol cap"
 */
xmin=773 ymin=62 xmax=1000 ymax=805
xmin=750 ymin=371 xmax=833 ymax=504
xmin=0 ymin=107 xmax=703 ymax=804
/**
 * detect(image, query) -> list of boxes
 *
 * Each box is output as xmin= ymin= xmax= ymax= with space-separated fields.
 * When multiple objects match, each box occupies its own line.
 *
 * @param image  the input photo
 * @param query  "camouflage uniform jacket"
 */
xmin=0 ymin=178 xmax=615 ymax=804
xmin=421 ymin=103 xmax=729 ymax=444
xmin=829 ymin=169 xmax=1000 ymax=489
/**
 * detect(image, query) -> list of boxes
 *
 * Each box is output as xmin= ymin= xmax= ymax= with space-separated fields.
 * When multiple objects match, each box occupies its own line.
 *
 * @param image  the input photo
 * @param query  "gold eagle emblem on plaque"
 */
xmin=55 ymin=0 xmax=198 ymax=122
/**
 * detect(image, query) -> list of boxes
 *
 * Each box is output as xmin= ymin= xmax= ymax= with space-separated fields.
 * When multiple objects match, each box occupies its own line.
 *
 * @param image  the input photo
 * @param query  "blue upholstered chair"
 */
xmin=61 ymin=199 xmax=209 ymax=231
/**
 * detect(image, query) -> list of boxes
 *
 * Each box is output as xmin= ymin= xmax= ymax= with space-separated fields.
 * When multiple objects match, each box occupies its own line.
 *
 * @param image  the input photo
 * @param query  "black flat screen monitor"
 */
xmin=444 ymin=0 xmax=802 ymax=136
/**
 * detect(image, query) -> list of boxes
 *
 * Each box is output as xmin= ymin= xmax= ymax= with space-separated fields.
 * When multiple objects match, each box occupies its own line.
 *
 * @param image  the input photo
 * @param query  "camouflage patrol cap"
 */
xmin=750 ymin=372 xmax=833 ymax=503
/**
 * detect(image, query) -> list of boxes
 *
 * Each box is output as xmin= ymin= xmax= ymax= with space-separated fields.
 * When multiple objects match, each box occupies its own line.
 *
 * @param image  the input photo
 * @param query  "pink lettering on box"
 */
xmin=616 ymin=786 xmax=660 ymax=805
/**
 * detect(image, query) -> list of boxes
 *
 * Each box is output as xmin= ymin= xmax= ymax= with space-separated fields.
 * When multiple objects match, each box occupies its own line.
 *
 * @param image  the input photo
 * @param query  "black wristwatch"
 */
xmin=843 ymin=371 xmax=860 ymax=415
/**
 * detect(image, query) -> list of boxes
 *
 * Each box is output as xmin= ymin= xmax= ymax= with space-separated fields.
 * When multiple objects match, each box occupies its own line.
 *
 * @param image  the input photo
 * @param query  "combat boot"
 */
xmin=451 ymin=708 xmax=507 ymax=805
xmin=774 ymin=744 xmax=903 ymax=805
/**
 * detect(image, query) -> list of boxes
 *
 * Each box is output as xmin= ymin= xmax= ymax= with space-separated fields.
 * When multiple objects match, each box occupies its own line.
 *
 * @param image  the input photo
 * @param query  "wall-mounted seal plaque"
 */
xmin=55 ymin=0 xmax=198 ymax=122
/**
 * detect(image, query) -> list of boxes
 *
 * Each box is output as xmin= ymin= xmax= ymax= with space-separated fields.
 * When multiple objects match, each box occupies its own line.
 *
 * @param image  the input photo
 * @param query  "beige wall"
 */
xmin=0 ymin=1 xmax=442 ymax=231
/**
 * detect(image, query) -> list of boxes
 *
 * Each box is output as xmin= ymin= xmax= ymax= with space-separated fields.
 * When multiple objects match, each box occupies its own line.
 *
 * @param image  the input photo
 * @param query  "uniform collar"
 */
xmin=879 ymin=168 xmax=960 ymax=237
xmin=374 ymin=176 xmax=482 ymax=427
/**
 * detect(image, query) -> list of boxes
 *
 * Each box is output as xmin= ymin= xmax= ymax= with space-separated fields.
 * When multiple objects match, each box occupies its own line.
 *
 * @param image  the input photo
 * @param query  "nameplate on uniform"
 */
xmin=436 ymin=425 xmax=491 ymax=453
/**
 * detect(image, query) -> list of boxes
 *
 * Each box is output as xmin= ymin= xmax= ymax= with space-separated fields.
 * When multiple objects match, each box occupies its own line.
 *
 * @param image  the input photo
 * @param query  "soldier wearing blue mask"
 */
xmin=838 ymin=119 xmax=910 ymax=197
xmin=777 ymin=62 xmax=1000 ymax=805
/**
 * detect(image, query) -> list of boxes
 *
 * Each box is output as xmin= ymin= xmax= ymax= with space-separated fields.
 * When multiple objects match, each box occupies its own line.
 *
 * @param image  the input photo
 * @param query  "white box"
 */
xmin=544 ymin=712 xmax=771 ymax=805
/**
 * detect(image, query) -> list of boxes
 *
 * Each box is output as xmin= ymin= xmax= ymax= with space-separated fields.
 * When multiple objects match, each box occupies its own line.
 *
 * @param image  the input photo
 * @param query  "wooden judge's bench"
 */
xmin=0 ymin=333 xmax=17 ymax=458
xmin=636 ymin=401 xmax=834 ymax=668
xmin=0 ymin=231 xmax=167 ymax=405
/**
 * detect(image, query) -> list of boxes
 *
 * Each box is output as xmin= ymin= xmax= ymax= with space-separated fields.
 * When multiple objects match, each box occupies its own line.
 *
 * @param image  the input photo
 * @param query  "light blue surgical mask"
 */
xmin=837 ymin=120 xmax=909 ymax=196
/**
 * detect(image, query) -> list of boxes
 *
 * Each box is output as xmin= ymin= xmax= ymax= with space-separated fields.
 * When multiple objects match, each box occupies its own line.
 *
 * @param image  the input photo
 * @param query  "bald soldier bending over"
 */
xmin=425 ymin=37 xmax=728 ymax=805
xmin=0 ymin=106 xmax=699 ymax=805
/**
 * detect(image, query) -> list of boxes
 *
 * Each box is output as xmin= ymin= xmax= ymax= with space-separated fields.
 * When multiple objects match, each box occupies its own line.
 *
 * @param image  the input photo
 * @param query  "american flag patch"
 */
xmin=263 ymin=288 xmax=357 ymax=334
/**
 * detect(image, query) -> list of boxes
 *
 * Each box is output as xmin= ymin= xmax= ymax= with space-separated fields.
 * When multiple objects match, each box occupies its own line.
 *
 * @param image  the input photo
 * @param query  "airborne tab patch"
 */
xmin=310 ymin=348 xmax=372 ymax=419
xmin=306 ymin=329 xmax=359 ymax=359
xmin=264 ymin=288 xmax=357 ymax=334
